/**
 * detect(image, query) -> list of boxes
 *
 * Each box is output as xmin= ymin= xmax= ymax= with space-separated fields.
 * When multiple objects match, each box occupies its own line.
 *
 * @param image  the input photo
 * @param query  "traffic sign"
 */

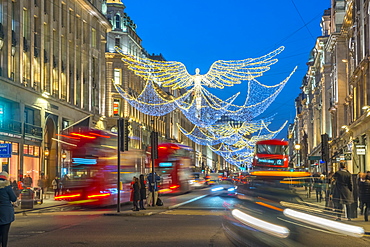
xmin=0 ymin=143 xmax=12 ymax=158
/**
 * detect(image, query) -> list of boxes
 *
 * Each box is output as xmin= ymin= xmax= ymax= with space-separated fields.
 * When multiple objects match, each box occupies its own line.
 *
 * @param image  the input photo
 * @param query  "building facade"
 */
xmin=0 ymin=0 xmax=110 ymax=184
xmin=292 ymin=0 xmax=370 ymax=174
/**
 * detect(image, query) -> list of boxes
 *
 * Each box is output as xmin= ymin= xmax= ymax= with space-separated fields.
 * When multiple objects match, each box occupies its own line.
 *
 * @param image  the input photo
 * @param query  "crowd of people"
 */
xmin=303 ymin=162 xmax=370 ymax=221
xmin=130 ymin=172 xmax=161 ymax=211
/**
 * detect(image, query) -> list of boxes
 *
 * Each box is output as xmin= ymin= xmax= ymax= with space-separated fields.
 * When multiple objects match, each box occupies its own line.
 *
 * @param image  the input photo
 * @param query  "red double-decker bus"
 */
xmin=253 ymin=139 xmax=289 ymax=168
xmin=146 ymin=142 xmax=194 ymax=194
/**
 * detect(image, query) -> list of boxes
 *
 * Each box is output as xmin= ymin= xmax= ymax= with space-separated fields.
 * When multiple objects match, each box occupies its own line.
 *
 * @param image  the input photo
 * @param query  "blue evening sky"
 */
xmin=122 ymin=0 xmax=330 ymax=139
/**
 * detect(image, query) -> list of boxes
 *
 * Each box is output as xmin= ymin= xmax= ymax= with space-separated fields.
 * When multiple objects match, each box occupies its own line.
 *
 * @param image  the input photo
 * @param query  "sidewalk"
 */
xmin=14 ymin=190 xmax=208 ymax=216
xmin=294 ymin=186 xmax=370 ymax=233
xmin=14 ymin=191 xmax=67 ymax=214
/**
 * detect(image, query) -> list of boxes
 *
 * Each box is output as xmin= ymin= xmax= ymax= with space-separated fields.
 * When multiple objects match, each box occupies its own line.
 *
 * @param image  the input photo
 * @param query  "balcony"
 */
xmin=24 ymin=123 xmax=43 ymax=140
xmin=0 ymin=119 xmax=22 ymax=135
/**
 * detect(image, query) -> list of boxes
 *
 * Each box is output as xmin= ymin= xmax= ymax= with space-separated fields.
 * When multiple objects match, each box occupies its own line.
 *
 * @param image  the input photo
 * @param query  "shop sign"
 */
xmin=356 ymin=145 xmax=366 ymax=155
xmin=0 ymin=143 xmax=12 ymax=158
xmin=357 ymin=149 xmax=366 ymax=155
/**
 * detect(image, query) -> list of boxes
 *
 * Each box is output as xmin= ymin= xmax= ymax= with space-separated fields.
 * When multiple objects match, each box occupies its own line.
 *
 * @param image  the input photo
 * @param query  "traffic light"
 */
xmin=150 ymin=131 xmax=158 ymax=159
xmin=321 ymin=133 xmax=329 ymax=163
xmin=118 ymin=118 xmax=130 ymax=152
xmin=123 ymin=119 xmax=129 ymax=151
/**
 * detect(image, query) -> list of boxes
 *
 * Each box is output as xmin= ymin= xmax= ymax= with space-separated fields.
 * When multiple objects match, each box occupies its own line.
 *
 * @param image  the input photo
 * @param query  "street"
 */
xmin=9 ymin=189 xmax=234 ymax=247
xmin=8 ymin=187 xmax=370 ymax=247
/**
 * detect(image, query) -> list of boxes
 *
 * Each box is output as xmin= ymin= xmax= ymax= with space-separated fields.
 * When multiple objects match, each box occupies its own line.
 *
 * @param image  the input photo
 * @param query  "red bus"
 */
xmin=55 ymin=128 xmax=142 ymax=206
xmin=253 ymin=139 xmax=289 ymax=168
xmin=147 ymin=143 xmax=194 ymax=194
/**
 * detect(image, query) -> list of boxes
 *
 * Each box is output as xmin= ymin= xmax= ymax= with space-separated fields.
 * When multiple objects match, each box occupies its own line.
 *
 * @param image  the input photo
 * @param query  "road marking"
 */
xmin=160 ymin=210 xmax=226 ymax=216
xmin=168 ymin=195 xmax=208 ymax=209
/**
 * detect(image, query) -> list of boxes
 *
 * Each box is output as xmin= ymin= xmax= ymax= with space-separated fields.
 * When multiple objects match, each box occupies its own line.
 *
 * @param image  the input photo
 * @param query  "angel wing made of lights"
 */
xmin=115 ymin=46 xmax=284 ymax=89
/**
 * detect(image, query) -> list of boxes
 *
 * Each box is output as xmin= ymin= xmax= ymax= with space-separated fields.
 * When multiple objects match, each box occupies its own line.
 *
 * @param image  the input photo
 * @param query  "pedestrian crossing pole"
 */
xmin=117 ymin=118 xmax=124 ymax=212
xmin=150 ymin=130 xmax=158 ymax=205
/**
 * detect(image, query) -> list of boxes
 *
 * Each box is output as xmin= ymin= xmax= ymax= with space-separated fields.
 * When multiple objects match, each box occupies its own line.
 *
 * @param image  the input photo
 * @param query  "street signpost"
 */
xmin=0 ymin=143 xmax=12 ymax=172
xmin=356 ymin=145 xmax=366 ymax=155
xmin=0 ymin=143 xmax=12 ymax=158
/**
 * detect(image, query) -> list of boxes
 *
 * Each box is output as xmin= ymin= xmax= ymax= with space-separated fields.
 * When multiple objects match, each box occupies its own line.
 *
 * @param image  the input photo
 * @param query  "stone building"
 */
xmin=292 ymin=0 xmax=370 ymax=174
xmin=0 ymin=0 xmax=110 ymax=183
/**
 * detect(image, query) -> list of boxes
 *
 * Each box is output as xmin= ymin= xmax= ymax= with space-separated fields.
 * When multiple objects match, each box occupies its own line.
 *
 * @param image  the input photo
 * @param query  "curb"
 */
xmin=14 ymin=203 xmax=69 ymax=214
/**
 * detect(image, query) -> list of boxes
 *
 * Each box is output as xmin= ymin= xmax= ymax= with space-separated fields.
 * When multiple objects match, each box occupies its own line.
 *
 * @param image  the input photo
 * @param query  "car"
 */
xmin=210 ymin=179 xmax=237 ymax=196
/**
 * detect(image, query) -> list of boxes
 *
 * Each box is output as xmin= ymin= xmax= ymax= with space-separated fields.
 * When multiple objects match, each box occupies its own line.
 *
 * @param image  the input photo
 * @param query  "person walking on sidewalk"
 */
xmin=359 ymin=174 xmax=370 ymax=221
xmin=23 ymin=175 xmax=33 ymax=188
xmin=130 ymin=177 xmax=140 ymax=211
xmin=313 ymin=172 xmax=323 ymax=202
xmin=139 ymin=174 xmax=147 ymax=210
xmin=147 ymin=172 xmax=160 ymax=207
xmin=0 ymin=171 xmax=17 ymax=247
xmin=358 ymin=172 xmax=366 ymax=215
xmin=331 ymin=162 xmax=354 ymax=221
xmin=52 ymin=177 xmax=60 ymax=197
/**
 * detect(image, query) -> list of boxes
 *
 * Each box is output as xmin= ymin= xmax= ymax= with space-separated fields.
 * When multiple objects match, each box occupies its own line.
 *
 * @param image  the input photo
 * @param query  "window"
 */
xmin=115 ymin=38 xmax=120 ymax=47
xmin=115 ymin=14 xmax=121 ymax=29
xmin=114 ymin=69 xmax=121 ymax=85
xmin=61 ymin=3 xmax=65 ymax=27
xmin=91 ymin=28 xmax=96 ymax=47
xmin=23 ymin=144 xmax=29 ymax=155
xmin=24 ymin=108 xmax=34 ymax=124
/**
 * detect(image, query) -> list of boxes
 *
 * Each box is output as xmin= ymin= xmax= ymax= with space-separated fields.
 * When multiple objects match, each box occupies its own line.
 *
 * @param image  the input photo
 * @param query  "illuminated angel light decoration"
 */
xmin=178 ymin=120 xmax=287 ymax=166
xmin=115 ymin=46 xmax=294 ymax=168
xmin=115 ymin=46 xmax=284 ymax=89
xmin=210 ymin=121 xmax=288 ymax=166
xmin=115 ymin=46 xmax=292 ymax=125
xmin=177 ymin=119 xmax=286 ymax=147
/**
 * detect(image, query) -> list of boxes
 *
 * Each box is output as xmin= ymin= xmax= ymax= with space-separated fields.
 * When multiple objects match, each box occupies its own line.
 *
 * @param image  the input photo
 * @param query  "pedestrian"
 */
xmin=61 ymin=174 xmax=70 ymax=194
xmin=52 ymin=176 xmax=60 ymax=197
xmin=10 ymin=180 xmax=19 ymax=198
xmin=313 ymin=172 xmax=323 ymax=202
xmin=23 ymin=174 xmax=33 ymax=188
xmin=17 ymin=180 xmax=23 ymax=191
xmin=359 ymin=174 xmax=370 ymax=221
xmin=130 ymin=177 xmax=140 ymax=211
xmin=0 ymin=171 xmax=17 ymax=247
xmin=331 ymin=162 xmax=354 ymax=221
xmin=139 ymin=174 xmax=147 ymax=210
xmin=147 ymin=172 xmax=160 ymax=207
xmin=358 ymin=172 xmax=366 ymax=215
xmin=37 ymin=176 xmax=47 ymax=199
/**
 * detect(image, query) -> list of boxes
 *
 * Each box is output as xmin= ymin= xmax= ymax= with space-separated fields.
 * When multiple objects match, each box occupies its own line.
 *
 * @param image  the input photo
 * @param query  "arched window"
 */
xmin=115 ymin=14 xmax=121 ymax=29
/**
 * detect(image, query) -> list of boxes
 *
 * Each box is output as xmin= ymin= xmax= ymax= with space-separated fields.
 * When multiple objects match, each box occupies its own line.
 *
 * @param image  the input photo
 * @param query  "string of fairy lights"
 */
xmin=115 ymin=46 xmax=295 ymax=168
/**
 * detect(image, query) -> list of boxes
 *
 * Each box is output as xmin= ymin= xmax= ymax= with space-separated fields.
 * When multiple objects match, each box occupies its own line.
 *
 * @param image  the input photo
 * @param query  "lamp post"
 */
xmin=294 ymin=144 xmax=301 ymax=168
xmin=44 ymin=147 xmax=49 ymax=178
xmin=61 ymin=151 xmax=66 ymax=176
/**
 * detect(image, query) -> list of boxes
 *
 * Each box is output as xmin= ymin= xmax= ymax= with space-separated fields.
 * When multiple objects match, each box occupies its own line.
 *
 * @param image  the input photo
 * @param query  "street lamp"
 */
xmin=61 ymin=151 xmax=66 ymax=175
xmin=44 ymin=147 xmax=49 ymax=177
xmin=294 ymin=144 xmax=301 ymax=168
